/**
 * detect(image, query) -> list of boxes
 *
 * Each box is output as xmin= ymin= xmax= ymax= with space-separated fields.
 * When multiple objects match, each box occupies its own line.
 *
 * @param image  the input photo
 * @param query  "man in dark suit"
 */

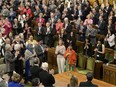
xmin=79 ymin=72 xmax=98 ymax=87
xmin=34 ymin=38 xmax=48 ymax=66
xmin=43 ymin=22 xmax=54 ymax=47
xmin=63 ymin=17 xmax=72 ymax=35
xmin=39 ymin=62 xmax=55 ymax=87
xmin=97 ymin=15 xmax=107 ymax=35
xmin=30 ymin=58 xmax=43 ymax=80
xmin=36 ymin=22 xmax=44 ymax=42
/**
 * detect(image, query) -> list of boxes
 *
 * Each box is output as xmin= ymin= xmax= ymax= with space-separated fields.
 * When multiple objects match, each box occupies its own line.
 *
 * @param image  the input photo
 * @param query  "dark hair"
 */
xmin=32 ymin=78 xmax=40 ymax=86
xmin=86 ymin=72 xmax=93 ymax=81
xmin=70 ymin=75 xmax=78 ymax=87
xmin=110 ymin=30 xmax=115 ymax=35
xmin=33 ymin=58 xmax=40 ymax=65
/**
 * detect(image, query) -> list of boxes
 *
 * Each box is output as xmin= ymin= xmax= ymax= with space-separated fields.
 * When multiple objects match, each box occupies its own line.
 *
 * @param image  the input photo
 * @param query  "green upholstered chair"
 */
xmin=76 ymin=54 xmax=87 ymax=71
xmin=78 ymin=57 xmax=95 ymax=75
xmin=105 ymin=48 xmax=114 ymax=62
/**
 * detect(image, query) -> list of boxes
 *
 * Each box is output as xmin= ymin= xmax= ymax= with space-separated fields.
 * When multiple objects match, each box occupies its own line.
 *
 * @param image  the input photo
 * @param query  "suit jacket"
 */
xmin=36 ymin=27 xmax=44 ymax=39
xmin=39 ymin=70 xmax=55 ymax=87
xmin=34 ymin=44 xmax=47 ymax=58
xmin=98 ymin=20 xmax=107 ymax=35
xmin=86 ymin=28 xmax=96 ymax=45
xmin=30 ymin=66 xmax=43 ymax=80
xmin=79 ymin=81 xmax=98 ymax=87
xmin=63 ymin=23 xmax=72 ymax=34
xmin=4 ymin=51 xmax=16 ymax=72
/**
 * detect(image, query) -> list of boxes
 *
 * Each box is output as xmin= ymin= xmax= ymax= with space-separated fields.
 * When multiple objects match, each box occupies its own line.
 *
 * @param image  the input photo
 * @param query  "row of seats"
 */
xmin=76 ymin=54 xmax=95 ymax=75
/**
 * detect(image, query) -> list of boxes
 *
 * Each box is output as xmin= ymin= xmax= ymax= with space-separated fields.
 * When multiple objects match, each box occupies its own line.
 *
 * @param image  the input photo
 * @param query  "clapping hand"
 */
xmin=49 ymin=69 xmax=54 ymax=75
xmin=15 ymin=51 xmax=19 ymax=57
xmin=94 ymin=48 xmax=98 ymax=52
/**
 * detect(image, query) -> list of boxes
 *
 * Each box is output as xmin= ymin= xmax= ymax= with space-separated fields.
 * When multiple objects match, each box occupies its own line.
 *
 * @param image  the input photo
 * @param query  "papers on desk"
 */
xmin=95 ymin=60 xmax=102 ymax=62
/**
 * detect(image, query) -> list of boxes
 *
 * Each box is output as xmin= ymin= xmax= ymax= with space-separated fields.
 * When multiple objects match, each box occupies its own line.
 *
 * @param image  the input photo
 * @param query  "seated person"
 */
xmin=8 ymin=73 xmax=24 ymax=87
xmin=79 ymin=72 xmax=98 ymax=87
xmin=30 ymin=58 xmax=43 ymax=80
xmin=32 ymin=78 xmax=44 ymax=87
xmin=64 ymin=45 xmax=77 ymax=71
xmin=39 ymin=62 xmax=55 ymax=87
xmin=67 ymin=75 xmax=78 ymax=87
xmin=0 ymin=70 xmax=8 ymax=87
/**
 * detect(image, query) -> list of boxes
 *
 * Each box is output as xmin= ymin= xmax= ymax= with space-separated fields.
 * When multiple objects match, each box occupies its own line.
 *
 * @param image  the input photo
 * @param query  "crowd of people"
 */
xmin=0 ymin=0 xmax=115 ymax=87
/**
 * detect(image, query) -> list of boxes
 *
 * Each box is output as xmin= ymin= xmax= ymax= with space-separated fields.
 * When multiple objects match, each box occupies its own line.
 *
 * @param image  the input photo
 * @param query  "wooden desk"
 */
xmin=103 ymin=64 xmax=116 ymax=85
xmin=54 ymin=71 xmax=115 ymax=87
xmin=94 ymin=61 xmax=103 ymax=79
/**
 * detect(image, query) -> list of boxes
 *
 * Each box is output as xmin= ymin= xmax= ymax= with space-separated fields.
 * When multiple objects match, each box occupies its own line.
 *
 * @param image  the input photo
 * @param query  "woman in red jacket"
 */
xmin=64 ymin=45 xmax=77 ymax=71
xmin=36 ymin=12 xmax=45 ymax=26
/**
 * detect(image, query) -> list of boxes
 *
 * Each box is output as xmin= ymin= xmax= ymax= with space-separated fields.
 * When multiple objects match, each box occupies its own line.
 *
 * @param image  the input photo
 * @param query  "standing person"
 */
xmin=14 ymin=44 xmax=24 ymax=76
xmin=85 ymin=24 xmax=96 ymax=45
xmin=25 ymin=44 xmax=36 ymax=82
xmin=94 ymin=39 xmax=105 ymax=61
xmin=104 ymin=30 xmax=115 ymax=49
xmin=55 ymin=39 xmax=66 ymax=73
xmin=64 ymin=45 xmax=77 ymax=71
xmin=34 ymin=39 xmax=48 ymax=66
xmin=4 ymin=44 xmax=18 ymax=79
xmin=83 ymin=38 xmax=93 ymax=57
xmin=2 ymin=18 xmax=12 ymax=36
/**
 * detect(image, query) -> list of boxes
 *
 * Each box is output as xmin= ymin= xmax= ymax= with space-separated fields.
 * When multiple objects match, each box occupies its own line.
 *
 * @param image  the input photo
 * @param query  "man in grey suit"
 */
xmin=86 ymin=24 xmax=96 ymax=45
xmin=34 ymin=38 xmax=48 ymax=66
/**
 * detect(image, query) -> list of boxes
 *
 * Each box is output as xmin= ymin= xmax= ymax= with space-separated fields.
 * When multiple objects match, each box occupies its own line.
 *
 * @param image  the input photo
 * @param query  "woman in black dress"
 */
xmin=94 ymin=39 xmax=105 ymax=61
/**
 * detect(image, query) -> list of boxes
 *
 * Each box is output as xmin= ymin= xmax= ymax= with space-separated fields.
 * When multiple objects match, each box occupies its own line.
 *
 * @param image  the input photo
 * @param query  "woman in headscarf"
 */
xmin=25 ymin=44 xmax=36 ymax=82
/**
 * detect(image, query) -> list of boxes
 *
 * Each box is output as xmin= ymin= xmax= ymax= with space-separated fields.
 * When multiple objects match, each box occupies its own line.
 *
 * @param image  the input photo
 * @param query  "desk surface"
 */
xmin=54 ymin=71 xmax=116 ymax=87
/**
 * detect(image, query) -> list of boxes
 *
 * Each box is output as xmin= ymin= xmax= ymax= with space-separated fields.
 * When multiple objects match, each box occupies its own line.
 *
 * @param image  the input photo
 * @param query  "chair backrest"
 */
xmin=78 ymin=54 xmax=87 ymax=69
xmin=105 ymin=48 xmax=114 ymax=61
xmin=86 ymin=58 xmax=95 ymax=72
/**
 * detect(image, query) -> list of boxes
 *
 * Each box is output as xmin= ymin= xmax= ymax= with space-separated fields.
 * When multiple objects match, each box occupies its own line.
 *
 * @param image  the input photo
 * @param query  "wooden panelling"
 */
xmin=103 ymin=64 xmax=116 ymax=85
xmin=47 ymin=48 xmax=57 ymax=67
xmin=94 ymin=61 xmax=103 ymax=79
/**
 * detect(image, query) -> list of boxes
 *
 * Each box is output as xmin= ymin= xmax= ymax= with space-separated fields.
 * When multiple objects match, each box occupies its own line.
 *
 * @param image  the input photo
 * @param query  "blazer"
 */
xmin=34 ymin=44 xmax=46 ymax=58
xmin=79 ymin=81 xmax=98 ymax=87
xmin=30 ymin=66 xmax=43 ymax=80
xmin=36 ymin=27 xmax=44 ymax=39
xmin=86 ymin=28 xmax=96 ymax=45
xmin=63 ymin=23 xmax=72 ymax=34
xmin=39 ymin=70 xmax=55 ymax=87
xmin=4 ymin=51 xmax=17 ymax=72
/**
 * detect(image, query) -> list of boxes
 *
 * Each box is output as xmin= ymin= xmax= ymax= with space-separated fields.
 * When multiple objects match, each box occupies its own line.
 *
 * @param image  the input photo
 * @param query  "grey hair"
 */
xmin=41 ymin=62 xmax=48 ymax=71
xmin=14 ymin=44 xmax=21 ymax=51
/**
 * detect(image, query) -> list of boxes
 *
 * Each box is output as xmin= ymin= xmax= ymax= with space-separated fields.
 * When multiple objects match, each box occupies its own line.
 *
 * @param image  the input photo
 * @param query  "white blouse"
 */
xmin=107 ymin=34 xmax=115 ymax=47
